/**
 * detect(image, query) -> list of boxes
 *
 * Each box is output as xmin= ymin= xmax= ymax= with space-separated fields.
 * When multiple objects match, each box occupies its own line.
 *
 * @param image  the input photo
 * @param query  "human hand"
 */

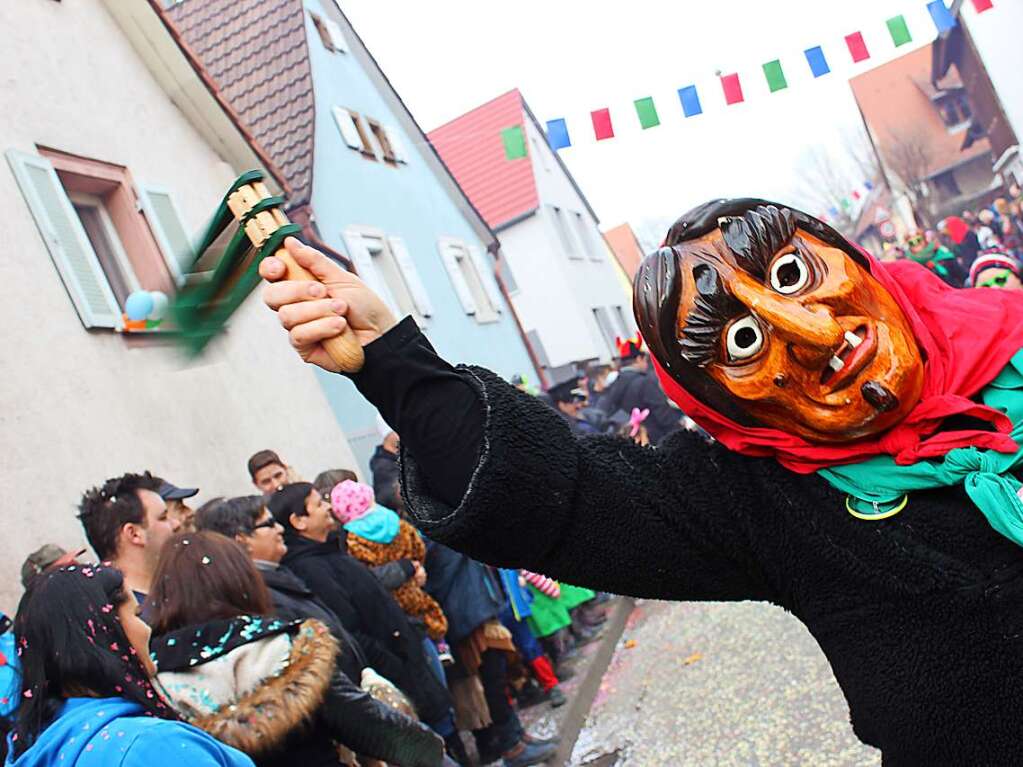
xmin=260 ymin=237 xmax=398 ymax=373
xmin=412 ymin=560 xmax=427 ymax=588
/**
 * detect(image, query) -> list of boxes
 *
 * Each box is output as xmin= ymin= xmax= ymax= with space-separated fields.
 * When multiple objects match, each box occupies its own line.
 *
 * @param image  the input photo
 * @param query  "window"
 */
xmin=333 ymin=108 xmax=407 ymax=165
xmin=592 ymin=307 xmax=618 ymax=357
xmin=367 ymin=119 xmax=397 ymax=164
xmin=931 ymin=169 xmax=962 ymax=199
xmin=551 ymin=206 xmax=579 ymax=259
xmin=342 ymin=228 xmax=432 ymax=324
xmin=7 ymin=147 xmax=190 ymax=330
xmin=573 ymin=211 xmax=602 ymax=261
xmin=613 ymin=305 xmax=631 ymax=337
xmin=936 ymin=92 xmax=972 ymax=131
xmin=310 ymin=11 xmax=348 ymax=53
xmin=438 ymin=238 xmax=503 ymax=323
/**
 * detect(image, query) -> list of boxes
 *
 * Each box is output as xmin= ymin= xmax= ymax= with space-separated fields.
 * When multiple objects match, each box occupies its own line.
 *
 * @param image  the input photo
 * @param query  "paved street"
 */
xmin=568 ymin=600 xmax=881 ymax=767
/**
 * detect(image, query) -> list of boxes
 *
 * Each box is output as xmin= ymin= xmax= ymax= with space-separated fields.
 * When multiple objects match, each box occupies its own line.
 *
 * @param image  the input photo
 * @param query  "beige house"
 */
xmin=0 ymin=0 xmax=357 ymax=611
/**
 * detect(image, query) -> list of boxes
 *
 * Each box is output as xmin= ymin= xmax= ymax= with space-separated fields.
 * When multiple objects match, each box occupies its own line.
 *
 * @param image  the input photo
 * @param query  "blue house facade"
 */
xmin=164 ymin=0 xmax=537 ymax=476
xmin=303 ymin=0 xmax=536 ymax=472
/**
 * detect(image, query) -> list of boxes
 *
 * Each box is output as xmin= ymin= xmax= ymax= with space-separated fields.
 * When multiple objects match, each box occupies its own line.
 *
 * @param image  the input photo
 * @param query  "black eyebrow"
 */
xmin=680 ymin=263 xmax=745 ymax=367
xmin=719 ymin=204 xmax=796 ymax=280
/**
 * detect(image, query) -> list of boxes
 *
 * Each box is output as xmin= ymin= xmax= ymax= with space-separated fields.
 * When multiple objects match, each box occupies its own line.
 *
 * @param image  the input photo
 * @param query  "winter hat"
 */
xmin=331 ymin=479 xmax=376 ymax=524
xmin=969 ymin=251 xmax=1021 ymax=287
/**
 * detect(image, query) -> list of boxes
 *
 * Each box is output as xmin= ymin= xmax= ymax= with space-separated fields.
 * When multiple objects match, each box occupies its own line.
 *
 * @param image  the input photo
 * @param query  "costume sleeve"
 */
xmin=350 ymin=319 xmax=772 ymax=603
xmin=399 ymin=367 xmax=774 ymax=603
xmin=350 ymin=317 xmax=483 ymax=508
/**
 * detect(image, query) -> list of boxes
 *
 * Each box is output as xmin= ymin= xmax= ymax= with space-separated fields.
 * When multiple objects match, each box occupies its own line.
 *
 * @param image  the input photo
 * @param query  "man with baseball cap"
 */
xmin=157 ymin=479 xmax=199 ymax=533
xmin=20 ymin=544 xmax=86 ymax=590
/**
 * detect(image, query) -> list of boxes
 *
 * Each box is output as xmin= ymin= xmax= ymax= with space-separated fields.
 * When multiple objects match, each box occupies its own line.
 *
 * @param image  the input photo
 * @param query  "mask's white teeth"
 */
xmin=829 ymin=355 xmax=845 ymax=372
xmin=844 ymin=331 xmax=863 ymax=348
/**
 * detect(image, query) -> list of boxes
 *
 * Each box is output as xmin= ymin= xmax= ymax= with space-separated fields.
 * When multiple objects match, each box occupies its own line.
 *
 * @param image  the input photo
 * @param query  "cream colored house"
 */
xmin=0 ymin=0 xmax=357 ymax=611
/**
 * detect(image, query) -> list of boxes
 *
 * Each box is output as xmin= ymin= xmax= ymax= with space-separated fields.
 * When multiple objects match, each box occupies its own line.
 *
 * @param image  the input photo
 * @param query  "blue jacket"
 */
xmin=4 ymin=697 xmax=253 ymax=767
xmin=424 ymin=541 xmax=503 ymax=643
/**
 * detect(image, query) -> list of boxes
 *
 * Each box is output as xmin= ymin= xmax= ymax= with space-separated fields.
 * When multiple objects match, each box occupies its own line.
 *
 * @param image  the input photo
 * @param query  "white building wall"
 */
xmin=496 ymin=114 xmax=633 ymax=370
xmin=0 ymin=0 xmax=356 ymax=612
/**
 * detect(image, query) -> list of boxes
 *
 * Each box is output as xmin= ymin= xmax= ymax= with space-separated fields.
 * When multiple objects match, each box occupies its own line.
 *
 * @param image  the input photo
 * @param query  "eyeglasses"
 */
xmin=978 ymin=273 xmax=1011 ymax=288
xmin=252 ymin=517 xmax=277 ymax=531
xmin=907 ymin=237 xmax=924 ymax=247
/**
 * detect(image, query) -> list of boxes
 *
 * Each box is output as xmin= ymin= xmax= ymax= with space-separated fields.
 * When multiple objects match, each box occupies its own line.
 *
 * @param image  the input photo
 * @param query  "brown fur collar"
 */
xmin=189 ymin=619 xmax=338 ymax=757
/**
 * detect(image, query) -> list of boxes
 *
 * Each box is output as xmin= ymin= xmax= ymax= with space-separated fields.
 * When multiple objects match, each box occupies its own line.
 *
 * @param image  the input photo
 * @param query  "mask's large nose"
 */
xmin=731 ymin=275 xmax=843 ymax=368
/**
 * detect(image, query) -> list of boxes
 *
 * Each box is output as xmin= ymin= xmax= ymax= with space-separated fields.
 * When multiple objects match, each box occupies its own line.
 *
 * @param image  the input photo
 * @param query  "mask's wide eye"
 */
xmin=770 ymin=252 xmax=809 ymax=295
xmin=726 ymin=315 xmax=764 ymax=361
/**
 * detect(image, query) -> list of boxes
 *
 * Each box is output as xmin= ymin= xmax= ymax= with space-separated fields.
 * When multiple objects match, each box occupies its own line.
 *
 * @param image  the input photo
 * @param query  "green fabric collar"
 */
xmin=818 ymin=350 xmax=1023 ymax=545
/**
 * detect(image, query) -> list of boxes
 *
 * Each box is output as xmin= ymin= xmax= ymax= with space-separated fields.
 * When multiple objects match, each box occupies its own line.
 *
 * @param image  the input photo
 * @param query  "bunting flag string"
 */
xmin=497 ymin=1 xmax=998 ymax=159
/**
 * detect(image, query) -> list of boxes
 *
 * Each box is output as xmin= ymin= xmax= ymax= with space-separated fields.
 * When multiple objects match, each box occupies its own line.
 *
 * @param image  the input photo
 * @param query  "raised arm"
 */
xmin=261 ymin=240 xmax=772 ymax=604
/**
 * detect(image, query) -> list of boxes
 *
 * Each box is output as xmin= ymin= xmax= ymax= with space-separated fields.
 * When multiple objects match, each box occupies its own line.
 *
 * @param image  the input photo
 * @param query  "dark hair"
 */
xmin=77 ymin=472 xmax=163 ymax=561
xmin=267 ymin=482 xmax=315 ymax=533
xmin=195 ymin=496 xmax=265 ymax=538
xmin=247 ymin=449 xmax=283 ymax=479
xmin=12 ymin=565 xmax=176 ymax=757
xmin=313 ymin=469 xmax=358 ymax=499
xmin=146 ymin=531 xmax=272 ymax=636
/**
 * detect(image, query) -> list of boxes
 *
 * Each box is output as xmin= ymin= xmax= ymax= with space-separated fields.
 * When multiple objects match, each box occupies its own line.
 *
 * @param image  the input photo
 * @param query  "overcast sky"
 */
xmin=342 ymin=0 xmax=935 ymax=235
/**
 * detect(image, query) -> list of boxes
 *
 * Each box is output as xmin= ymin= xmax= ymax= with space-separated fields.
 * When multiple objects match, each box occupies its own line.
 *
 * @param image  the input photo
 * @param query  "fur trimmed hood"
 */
xmin=154 ymin=618 xmax=338 ymax=757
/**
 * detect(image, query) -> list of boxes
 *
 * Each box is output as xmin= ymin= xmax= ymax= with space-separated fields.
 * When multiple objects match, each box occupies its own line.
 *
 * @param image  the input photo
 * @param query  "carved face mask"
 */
xmin=637 ymin=203 xmax=925 ymax=443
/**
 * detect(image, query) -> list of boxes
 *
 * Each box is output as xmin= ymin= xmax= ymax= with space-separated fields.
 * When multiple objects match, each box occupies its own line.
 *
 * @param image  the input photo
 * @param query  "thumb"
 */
xmin=284 ymin=236 xmax=349 ymax=284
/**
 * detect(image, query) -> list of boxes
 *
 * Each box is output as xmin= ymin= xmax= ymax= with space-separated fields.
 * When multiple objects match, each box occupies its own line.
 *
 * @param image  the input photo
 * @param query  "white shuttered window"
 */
xmin=136 ymin=184 xmax=194 ymax=285
xmin=7 ymin=149 xmax=121 ymax=329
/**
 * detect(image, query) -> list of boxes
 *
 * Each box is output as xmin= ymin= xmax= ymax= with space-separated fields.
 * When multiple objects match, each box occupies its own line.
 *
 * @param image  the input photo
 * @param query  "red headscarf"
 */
xmin=653 ymin=256 xmax=1023 ymax=473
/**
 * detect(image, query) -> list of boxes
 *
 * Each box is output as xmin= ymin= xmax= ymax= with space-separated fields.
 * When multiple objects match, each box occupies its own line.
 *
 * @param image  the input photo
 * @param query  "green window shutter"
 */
xmin=136 ymin=184 xmax=194 ymax=286
xmin=6 ymin=149 xmax=120 ymax=329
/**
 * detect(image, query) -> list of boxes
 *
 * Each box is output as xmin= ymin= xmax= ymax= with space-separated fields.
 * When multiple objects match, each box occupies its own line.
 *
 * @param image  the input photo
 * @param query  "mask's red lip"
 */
xmin=820 ymin=323 xmax=877 ymax=392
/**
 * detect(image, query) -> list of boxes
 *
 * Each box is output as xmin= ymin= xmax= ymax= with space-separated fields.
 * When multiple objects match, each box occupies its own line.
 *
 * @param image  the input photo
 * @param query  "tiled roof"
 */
xmin=850 ymin=44 xmax=991 ymax=183
xmin=427 ymin=90 xmax=539 ymax=230
xmin=163 ymin=0 xmax=315 ymax=206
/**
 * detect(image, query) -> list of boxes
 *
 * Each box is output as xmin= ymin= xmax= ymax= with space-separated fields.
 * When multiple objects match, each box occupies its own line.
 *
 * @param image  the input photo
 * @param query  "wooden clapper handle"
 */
xmin=274 ymin=246 xmax=366 ymax=373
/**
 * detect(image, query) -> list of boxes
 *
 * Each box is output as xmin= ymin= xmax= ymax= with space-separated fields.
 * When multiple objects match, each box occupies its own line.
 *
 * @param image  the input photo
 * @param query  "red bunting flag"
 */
xmin=971 ymin=0 xmax=993 ymax=11
xmin=852 ymin=190 xmax=861 ymax=200
xmin=845 ymin=32 xmax=870 ymax=63
xmin=720 ymin=73 xmax=744 ymax=105
xmin=591 ymin=108 xmax=614 ymax=140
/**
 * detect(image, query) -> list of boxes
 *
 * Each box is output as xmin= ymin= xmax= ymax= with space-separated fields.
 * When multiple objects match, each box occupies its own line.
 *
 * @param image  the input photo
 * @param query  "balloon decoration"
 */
xmin=122 ymin=290 xmax=169 ymax=332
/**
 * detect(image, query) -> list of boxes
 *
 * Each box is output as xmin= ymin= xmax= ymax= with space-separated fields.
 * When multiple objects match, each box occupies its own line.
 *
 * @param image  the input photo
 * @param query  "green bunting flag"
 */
xmin=886 ymin=14 xmax=912 ymax=46
xmin=762 ymin=59 xmax=788 ymax=92
xmin=501 ymin=125 xmax=527 ymax=160
xmin=634 ymin=97 xmax=660 ymax=129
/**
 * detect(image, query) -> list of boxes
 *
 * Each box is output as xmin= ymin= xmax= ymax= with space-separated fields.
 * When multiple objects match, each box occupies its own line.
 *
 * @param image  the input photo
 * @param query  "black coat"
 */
xmin=598 ymin=366 xmax=680 ymax=443
xmin=257 ymin=562 xmax=366 ymax=682
xmin=400 ymin=365 xmax=1023 ymax=766
xmin=281 ymin=533 xmax=450 ymax=726
xmin=424 ymin=541 xmax=503 ymax=643
xmin=371 ymin=445 xmax=401 ymax=511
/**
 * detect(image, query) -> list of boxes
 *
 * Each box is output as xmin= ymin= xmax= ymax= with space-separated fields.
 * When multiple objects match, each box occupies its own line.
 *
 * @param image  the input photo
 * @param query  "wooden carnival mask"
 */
xmin=635 ymin=201 xmax=925 ymax=443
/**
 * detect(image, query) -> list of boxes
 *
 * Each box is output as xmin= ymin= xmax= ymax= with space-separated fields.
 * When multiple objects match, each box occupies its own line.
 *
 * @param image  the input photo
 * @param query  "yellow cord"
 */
xmin=846 ymin=494 xmax=909 ymax=521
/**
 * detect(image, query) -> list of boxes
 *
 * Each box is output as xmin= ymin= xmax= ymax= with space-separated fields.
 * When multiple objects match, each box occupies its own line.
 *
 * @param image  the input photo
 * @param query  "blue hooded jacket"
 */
xmin=4 ymin=697 xmax=253 ymax=767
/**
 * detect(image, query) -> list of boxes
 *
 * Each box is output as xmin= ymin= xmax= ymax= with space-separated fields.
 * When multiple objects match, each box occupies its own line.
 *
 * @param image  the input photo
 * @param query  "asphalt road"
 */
xmin=567 ymin=600 xmax=881 ymax=767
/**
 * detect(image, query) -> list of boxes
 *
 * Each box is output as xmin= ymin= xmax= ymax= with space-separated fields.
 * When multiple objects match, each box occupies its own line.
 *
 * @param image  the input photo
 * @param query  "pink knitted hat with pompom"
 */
xmin=330 ymin=479 xmax=376 ymax=524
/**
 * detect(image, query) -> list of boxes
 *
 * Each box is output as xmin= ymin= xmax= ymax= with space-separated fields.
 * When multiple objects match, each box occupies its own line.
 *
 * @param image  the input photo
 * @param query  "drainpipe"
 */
xmin=489 ymin=242 xmax=549 ymax=389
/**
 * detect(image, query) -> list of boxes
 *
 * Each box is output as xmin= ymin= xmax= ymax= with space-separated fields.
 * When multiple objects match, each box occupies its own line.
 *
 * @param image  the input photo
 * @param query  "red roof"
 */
xmin=428 ymin=90 xmax=538 ymax=229
xmin=163 ymin=0 xmax=315 ymax=206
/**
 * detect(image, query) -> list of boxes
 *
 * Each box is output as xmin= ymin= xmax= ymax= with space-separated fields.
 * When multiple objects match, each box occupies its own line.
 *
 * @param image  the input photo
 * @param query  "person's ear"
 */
xmin=290 ymin=512 xmax=307 ymax=532
xmin=234 ymin=533 xmax=253 ymax=553
xmin=122 ymin=522 xmax=145 ymax=547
